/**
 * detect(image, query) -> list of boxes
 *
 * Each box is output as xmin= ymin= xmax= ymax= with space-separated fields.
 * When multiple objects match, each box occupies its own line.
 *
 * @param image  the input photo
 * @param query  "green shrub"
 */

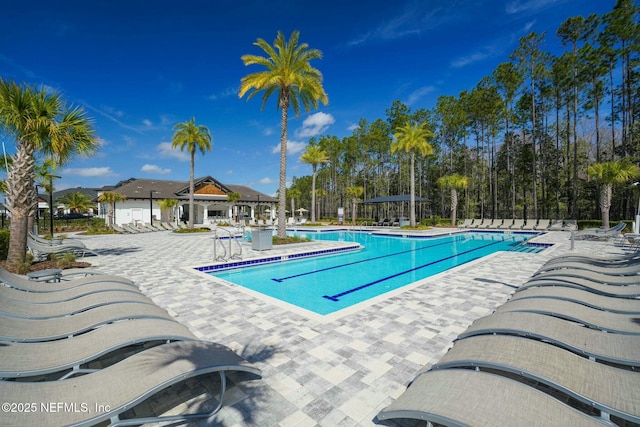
xmin=0 ymin=229 xmax=9 ymax=260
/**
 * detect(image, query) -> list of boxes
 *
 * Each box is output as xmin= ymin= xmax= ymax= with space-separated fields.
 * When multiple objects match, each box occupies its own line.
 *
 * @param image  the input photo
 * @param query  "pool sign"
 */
xmin=337 ymin=207 xmax=344 ymax=224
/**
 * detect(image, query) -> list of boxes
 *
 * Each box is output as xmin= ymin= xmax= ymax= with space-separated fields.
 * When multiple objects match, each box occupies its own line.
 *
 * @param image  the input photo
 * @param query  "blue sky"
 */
xmin=1 ymin=0 xmax=614 ymax=196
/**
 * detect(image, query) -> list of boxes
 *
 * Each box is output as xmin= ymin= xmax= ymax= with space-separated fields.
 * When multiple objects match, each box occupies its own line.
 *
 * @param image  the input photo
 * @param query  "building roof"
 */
xmin=101 ymin=177 xmax=277 ymax=203
xmin=51 ymin=187 xmax=103 ymax=201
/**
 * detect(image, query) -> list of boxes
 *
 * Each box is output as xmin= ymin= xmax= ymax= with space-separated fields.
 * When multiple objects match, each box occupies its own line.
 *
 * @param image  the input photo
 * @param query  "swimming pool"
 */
xmin=208 ymin=231 xmax=539 ymax=315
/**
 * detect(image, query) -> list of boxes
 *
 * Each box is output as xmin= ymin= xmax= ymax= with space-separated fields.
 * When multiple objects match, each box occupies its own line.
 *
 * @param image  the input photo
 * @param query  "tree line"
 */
xmin=290 ymin=0 xmax=640 ymax=225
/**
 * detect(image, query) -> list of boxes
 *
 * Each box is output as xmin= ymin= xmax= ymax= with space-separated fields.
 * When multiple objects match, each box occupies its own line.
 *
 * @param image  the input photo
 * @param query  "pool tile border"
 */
xmin=195 ymin=243 xmax=363 ymax=272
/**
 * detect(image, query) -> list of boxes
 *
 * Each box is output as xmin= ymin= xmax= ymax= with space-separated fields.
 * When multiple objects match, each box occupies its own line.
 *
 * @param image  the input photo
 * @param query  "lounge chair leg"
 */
xmin=108 ymin=372 xmax=227 ymax=426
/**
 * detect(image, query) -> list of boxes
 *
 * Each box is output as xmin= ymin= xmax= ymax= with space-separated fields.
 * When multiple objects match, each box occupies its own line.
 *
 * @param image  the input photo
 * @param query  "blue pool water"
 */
xmin=209 ymin=231 xmax=537 ymax=315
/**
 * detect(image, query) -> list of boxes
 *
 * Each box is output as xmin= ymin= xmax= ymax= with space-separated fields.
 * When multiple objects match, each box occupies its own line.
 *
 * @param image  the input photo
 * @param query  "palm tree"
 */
xmin=97 ymin=191 xmax=126 ymax=228
xmin=391 ymin=122 xmax=434 ymax=227
xmin=437 ymin=174 xmax=469 ymax=226
xmin=300 ymin=145 xmax=329 ymax=223
xmin=240 ymin=30 xmax=328 ymax=238
xmin=59 ymin=192 xmax=94 ymax=214
xmin=587 ymin=159 xmax=640 ymax=229
xmin=0 ymin=79 xmax=98 ymax=268
xmin=287 ymin=188 xmax=301 ymax=221
xmin=346 ymin=186 xmax=364 ymax=225
xmin=226 ymin=192 xmax=241 ymax=223
xmin=171 ymin=117 xmax=212 ymax=228
xmin=157 ymin=198 xmax=179 ymax=224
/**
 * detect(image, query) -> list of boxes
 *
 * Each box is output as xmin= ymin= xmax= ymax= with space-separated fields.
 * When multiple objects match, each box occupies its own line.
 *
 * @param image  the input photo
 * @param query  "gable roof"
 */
xmin=106 ymin=177 xmax=277 ymax=203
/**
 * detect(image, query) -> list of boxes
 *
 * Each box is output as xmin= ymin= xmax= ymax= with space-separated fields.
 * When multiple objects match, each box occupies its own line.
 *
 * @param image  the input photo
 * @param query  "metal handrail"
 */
xmin=213 ymin=226 xmax=243 ymax=261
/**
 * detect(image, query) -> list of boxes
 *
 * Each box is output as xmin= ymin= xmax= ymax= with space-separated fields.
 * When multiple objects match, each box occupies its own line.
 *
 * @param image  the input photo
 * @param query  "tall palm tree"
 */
xmin=300 ymin=145 xmax=329 ymax=223
xmin=346 ymin=186 xmax=364 ymax=225
xmin=97 ymin=191 xmax=126 ymax=228
xmin=157 ymin=198 xmax=179 ymax=224
xmin=0 ymin=79 xmax=98 ymax=267
xmin=588 ymin=159 xmax=640 ymax=229
xmin=391 ymin=122 xmax=434 ymax=227
xmin=437 ymin=174 xmax=469 ymax=226
xmin=59 ymin=192 xmax=94 ymax=214
xmin=287 ymin=188 xmax=301 ymax=221
xmin=171 ymin=117 xmax=212 ymax=228
xmin=240 ymin=30 xmax=328 ymax=237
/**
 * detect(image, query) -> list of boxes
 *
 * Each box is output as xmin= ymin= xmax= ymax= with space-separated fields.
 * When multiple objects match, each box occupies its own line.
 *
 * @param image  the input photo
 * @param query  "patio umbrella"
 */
xmin=296 ymin=208 xmax=308 ymax=214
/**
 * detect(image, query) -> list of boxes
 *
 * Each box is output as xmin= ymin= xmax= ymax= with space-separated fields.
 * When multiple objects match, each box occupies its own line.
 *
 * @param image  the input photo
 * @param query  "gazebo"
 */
xmin=362 ymin=194 xmax=430 ymax=223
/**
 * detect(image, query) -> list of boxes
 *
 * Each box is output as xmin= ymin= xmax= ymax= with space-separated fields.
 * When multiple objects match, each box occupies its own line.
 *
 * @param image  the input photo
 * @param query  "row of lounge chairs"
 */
xmin=377 ymin=251 xmax=640 ymax=425
xmin=0 ymin=266 xmax=261 ymax=426
xmin=459 ymin=218 xmax=578 ymax=231
xmin=111 ymin=221 xmax=180 ymax=233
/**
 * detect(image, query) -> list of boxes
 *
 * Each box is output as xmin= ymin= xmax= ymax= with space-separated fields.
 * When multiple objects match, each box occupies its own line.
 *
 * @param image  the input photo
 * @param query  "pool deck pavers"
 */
xmin=70 ymin=227 xmax=625 ymax=426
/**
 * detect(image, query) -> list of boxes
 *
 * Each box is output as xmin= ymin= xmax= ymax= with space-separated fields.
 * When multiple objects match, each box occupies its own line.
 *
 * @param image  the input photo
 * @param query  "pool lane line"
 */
xmin=322 ymin=239 xmax=504 ymax=302
xmin=270 ymin=236 xmax=466 ymax=283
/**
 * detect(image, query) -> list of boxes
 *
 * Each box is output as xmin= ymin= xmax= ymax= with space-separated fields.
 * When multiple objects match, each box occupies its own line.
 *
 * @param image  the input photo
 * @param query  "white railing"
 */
xmin=213 ymin=226 xmax=243 ymax=261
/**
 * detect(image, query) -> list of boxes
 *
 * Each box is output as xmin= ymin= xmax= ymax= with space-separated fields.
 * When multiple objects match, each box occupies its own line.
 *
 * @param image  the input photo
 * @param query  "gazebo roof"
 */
xmin=362 ymin=194 xmax=429 ymax=203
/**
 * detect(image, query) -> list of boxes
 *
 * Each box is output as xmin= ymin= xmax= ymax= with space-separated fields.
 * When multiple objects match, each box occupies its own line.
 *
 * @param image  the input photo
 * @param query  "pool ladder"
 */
xmin=213 ymin=226 xmax=243 ymax=261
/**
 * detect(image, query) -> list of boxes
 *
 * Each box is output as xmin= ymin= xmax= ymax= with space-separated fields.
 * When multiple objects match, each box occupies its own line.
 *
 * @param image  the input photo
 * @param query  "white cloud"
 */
xmin=271 ymin=140 xmax=307 ymax=155
xmin=158 ymin=142 xmax=190 ymax=161
xmin=505 ymin=0 xmax=558 ymax=15
xmin=259 ymin=177 xmax=275 ymax=184
xmin=295 ymin=112 xmax=335 ymax=138
xmin=406 ymin=86 xmax=435 ymax=105
xmin=142 ymin=119 xmax=153 ymax=127
xmin=141 ymin=164 xmax=171 ymax=175
xmin=347 ymin=123 xmax=359 ymax=132
xmin=62 ymin=167 xmax=116 ymax=177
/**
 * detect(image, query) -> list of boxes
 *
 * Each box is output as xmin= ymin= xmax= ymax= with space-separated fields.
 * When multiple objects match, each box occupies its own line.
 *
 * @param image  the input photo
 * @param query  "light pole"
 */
xmin=633 ymin=182 xmax=640 ymax=234
xmin=49 ymin=175 xmax=61 ymax=238
xmin=34 ymin=184 xmax=40 ymax=235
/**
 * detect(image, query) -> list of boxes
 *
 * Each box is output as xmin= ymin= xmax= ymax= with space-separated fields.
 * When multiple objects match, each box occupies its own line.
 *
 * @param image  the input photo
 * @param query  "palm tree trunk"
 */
xmin=409 ymin=152 xmax=416 ymax=227
xmin=6 ymin=142 xmax=36 ymax=267
xmin=311 ymin=167 xmax=317 ymax=223
xmin=189 ymin=151 xmax=195 ymax=228
xmin=451 ymin=188 xmax=458 ymax=226
xmin=277 ymin=93 xmax=289 ymax=238
xmin=601 ymin=184 xmax=612 ymax=229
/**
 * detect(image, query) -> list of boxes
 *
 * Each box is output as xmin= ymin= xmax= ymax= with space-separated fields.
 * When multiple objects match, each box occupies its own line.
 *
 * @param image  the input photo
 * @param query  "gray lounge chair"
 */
xmin=0 ymin=266 xmax=135 ymax=292
xmin=563 ymin=219 xmax=578 ymax=231
xmin=28 ymin=232 xmax=84 ymax=247
xmin=432 ymin=335 xmax=640 ymax=425
xmin=0 ymin=282 xmax=142 ymax=304
xmin=495 ymin=298 xmax=640 ymax=335
xmin=0 ymin=340 xmax=261 ymax=427
xmin=486 ymin=218 xmax=502 ymax=229
xmin=522 ymin=277 xmax=640 ymax=298
xmin=458 ymin=311 xmax=640 ymax=368
xmin=0 ymin=302 xmax=175 ymax=342
xmin=0 ymin=318 xmax=196 ymax=380
xmin=376 ymin=369 xmax=609 ymax=427
xmin=473 ymin=218 xmax=489 ymax=229
xmin=534 ymin=218 xmax=550 ymax=230
xmin=27 ymin=237 xmax=96 ymax=260
xmin=512 ymin=286 xmax=640 ymax=314
xmin=498 ymin=218 xmax=514 ymax=229
xmin=458 ymin=218 xmax=474 ymax=228
xmin=543 ymin=252 xmax=640 ymax=267
xmin=548 ymin=219 xmax=564 ymax=230
xmin=521 ymin=218 xmax=537 ymax=230
xmin=0 ymin=291 xmax=156 ymax=319
xmin=510 ymin=218 xmax=525 ymax=229
xmin=535 ymin=260 xmax=640 ymax=276
xmin=532 ymin=268 xmax=640 ymax=285
xmin=574 ymin=222 xmax=626 ymax=240
xmin=111 ymin=224 xmax=129 ymax=233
